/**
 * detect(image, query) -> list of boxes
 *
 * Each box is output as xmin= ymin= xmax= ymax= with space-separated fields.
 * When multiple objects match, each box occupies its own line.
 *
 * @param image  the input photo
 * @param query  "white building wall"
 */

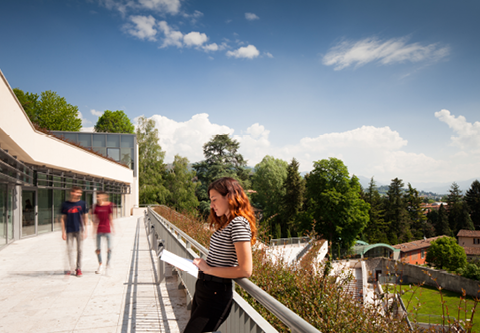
xmin=0 ymin=70 xmax=137 ymax=212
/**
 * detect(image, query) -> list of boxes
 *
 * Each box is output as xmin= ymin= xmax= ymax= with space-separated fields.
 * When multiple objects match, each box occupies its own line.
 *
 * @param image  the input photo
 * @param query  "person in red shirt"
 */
xmin=92 ymin=191 xmax=114 ymax=274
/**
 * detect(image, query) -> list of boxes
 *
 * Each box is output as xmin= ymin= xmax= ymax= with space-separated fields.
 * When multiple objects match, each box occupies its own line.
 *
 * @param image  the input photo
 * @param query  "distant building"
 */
xmin=392 ymin=236 xmax=448 ymax=265
xmin=352 ymin=240 xmax=400 ymax=260
xmin=420 ymin=202 xmax=448 ymax=214
xmin=457 ymin=230 xmax=480 ymax=260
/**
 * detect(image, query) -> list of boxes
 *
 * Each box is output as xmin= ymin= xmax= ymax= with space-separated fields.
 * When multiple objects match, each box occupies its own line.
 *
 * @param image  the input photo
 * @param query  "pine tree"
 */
xmin=384 ymin=178 xmax=412 ymax=244
xmin=362 ymin=177 xmax=389 ymax=244
xmin=281 ymin=158 xmax=305 ymax=237
xmin=465 ymin=180 xmax=480 ymax=229
xmin=405 ymin=183 xmax=427 ymax=239
xmin=435 ymin=204 xmax=452 ymax=236
xmin=447 ymin=182 xmax=463 ymax=235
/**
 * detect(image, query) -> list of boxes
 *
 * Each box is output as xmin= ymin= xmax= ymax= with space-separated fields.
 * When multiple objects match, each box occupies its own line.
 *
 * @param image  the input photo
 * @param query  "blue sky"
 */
xmin=1 ymin=0 xmax=479 ymax=188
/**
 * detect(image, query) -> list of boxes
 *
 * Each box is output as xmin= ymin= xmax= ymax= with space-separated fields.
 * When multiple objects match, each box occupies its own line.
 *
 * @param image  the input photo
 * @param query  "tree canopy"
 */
xmin=305 ymin=157 xmax=369 ymax=255
xmin=14 ymin=89 xmax=82 ymax=131
xmin=193 ymin=134 xmax=250 ymax=216
xmin=465 ymin=180 xmax=480 ymax=229
xmin=136 ymin=116 xmax=169 ymax=205
xmin=94 ymin=110 xmax=134 ymax=134
xmin=426 ymin=236 xmax=467 ymax=271
xmin=165 ymin=155 xmax=199 ymax=213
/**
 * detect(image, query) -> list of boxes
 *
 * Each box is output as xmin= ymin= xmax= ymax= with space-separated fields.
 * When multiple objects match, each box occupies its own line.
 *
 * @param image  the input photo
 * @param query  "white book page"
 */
xmin=160 ymin=249 xmax=199 ymax=278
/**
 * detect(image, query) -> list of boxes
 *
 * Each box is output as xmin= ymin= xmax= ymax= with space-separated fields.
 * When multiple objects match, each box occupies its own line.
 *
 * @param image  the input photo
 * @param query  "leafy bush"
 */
xmin=457 ymin=263 xmax=480 ymax=281
xmin=154 ymin=206 xmax=412 ymax=332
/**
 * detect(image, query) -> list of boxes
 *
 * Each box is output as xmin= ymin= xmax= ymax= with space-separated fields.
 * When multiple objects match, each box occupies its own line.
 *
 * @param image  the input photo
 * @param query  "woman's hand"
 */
xmin=193 ymin=258 xmax=211 ymax=273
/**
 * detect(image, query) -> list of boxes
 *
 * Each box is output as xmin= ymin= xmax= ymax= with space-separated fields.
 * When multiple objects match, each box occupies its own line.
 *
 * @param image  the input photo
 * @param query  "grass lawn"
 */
xmin=387 ymin=284 xmax=480 ymax=332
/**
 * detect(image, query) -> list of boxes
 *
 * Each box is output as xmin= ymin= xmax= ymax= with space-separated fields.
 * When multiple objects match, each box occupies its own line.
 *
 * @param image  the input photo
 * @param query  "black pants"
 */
xmin=183 ymin=278 xmax=233 ymax=333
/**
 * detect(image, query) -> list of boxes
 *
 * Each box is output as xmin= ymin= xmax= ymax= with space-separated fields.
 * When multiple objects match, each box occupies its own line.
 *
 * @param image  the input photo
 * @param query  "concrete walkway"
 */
xmin=0 ymin=215 xmax=189 ymax=333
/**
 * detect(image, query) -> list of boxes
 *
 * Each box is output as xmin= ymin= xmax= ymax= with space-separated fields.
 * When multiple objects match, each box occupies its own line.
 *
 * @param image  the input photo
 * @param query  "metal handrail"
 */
xmin=148 ymin=206 xmax=321 ymax=333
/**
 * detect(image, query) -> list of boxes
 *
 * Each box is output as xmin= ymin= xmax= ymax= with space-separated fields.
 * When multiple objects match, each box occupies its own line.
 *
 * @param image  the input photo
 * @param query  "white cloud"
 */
xmin=322 ymin=36 xmax=450 ymax=70
xmin=203 ymin=43 xmax=219 ymax=52
xmin=135 ymin=113 xmax=234 ymax=163
xmin=183 ymin=31 xmax=208 ymax=47
xmin=91 ymin=109 xmax=103 ymax=117
xmin=158 ymin=20 xmax=184 ymax=48
xmin=435 ymin=109 xmax=480 ymax=153
xmin=78 ymin=111 xmax=91 ymax=127
xmin=138 ymin=0 xmax=181 ymax=14
xmin=226 ymin=45 xmax=260 ymax=59
xmin=264 ymin=52 xmax=273 ymax=58
xmin=135 ymin=112 xmax=480 ymax=184
xmin=126 ymin=15 xmax=157 ymax=41
xmin=80 ymin=126 xmax=95 ymax=132
xmin=245 ymin=13 xmax=259 ymax=21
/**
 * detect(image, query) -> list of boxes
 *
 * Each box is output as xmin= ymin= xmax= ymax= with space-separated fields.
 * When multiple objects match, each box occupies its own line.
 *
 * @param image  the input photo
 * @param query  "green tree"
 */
xmin=305 ymin=158 xmax=369 ymax=257
xmin=465 ymin=180 xmax=480 ymax=229
xmin=36 ymin=90 xmax=82 ymax=131
xmin=94 ymin=110 xmax=135 ymax=134
xmin=457 ymin=262 xmax=480 ymax=281
xmin=281 ymin=158 xmax=305 ymax=237
xmin=426 ymin=236 xmax=467 ymax=271
xmin=435 ymin=204 xmax=452 ymax=236
xmin=405 ymin=183 xmax=428 ymax=239
xmin=13 ymin=88 xmax=38 ymax=121
xmin=251 ymin=156 xmax=288 ymax=234
xmin=447 ymin=182 xmax=464 ymax=234
xmin=384 ymin=178 xmax=412 ymax=244
xmin=13 ymin=89 xmax=81 ymax=131
xmin=165 ymin=155 xmax=199 ymax=213
xmin=193 ymin=134 xmax=250 ymax=215
xmin=136 ymin=116 xmax=169 ymax=205
xmin=362 ymin=177 xmax=389 ymax=244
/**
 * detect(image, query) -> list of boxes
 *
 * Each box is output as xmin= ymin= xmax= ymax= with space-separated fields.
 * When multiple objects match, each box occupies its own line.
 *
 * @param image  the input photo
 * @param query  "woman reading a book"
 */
xmin=183 ymin=177 xmax=257 ymax=333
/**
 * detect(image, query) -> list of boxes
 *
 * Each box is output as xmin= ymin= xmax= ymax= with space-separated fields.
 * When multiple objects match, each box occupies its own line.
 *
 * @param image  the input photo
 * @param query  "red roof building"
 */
xmin=392 ymin=236 xmax=448 ymax=265
xmin=457 ymin=230 xmax=480 ymax=258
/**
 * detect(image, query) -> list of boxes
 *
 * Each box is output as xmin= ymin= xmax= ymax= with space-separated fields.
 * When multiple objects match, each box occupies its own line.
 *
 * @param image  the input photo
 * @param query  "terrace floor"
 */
xmin=0 ymin=215 xmax=190 ymax=333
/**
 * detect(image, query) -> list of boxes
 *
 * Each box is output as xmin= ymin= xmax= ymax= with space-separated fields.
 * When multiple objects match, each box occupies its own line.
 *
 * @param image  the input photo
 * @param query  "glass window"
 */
xmin=121 ymin=148 xmax=133 ymax=168
xmin=63 ymin=133 xmax=77 ymax=143
xmin=121 ymin=135 xmax=134 ymax=148
xmin=92 ymin=147 xmax=107 ymax=157
xmin=0 ymin=184 xmax=6 ymax=247
xmin=93 ymin=134 xmax=106 ymax=147
xmin=22 ymin=190 xmax=36 ymax=237
xmin=52 ymin=176 xmax=62 ymax=188
xmin=78 ymin=134 xmax=92 ymax=147
xmin=107 ymin=148 xmax=120 ymax=161
xmin=38 ymin=189 xmax=52 ymax=234
xmin=53 ymin=190 xmax=65 ymax=231
xmin=107 ymin=134 xmax=120 ymax=148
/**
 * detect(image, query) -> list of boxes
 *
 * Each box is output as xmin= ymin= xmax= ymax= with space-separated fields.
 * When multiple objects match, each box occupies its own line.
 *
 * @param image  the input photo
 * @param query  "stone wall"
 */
xmin=365 ymin=258 xmax=480 ymax=298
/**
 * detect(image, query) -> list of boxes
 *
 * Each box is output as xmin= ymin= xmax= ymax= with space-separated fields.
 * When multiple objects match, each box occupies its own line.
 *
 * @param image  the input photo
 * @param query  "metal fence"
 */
xmin=270 ymin=237 xmax=310 ymax=246
xmin=146 ymin=206 xmax=321 ymax=333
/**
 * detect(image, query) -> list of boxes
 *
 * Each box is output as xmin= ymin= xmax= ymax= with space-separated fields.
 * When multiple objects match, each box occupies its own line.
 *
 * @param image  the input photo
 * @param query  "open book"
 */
xmin=159 ymin=249 xmax=199 ymax=278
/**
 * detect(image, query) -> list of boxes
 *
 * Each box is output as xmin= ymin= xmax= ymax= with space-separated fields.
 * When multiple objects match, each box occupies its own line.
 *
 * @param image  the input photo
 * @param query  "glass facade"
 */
xmin=0 ymin=133 xmax=132 ymax=246
xmin=0 ymin=184 xmax=6 ymax=247
xmin=51 ymin=132 xmax=136 ymax=171
xmin=22 ymin=189 xmax=36 ymax=237
xmin=38 ymin=189 xmax=52 ymax=234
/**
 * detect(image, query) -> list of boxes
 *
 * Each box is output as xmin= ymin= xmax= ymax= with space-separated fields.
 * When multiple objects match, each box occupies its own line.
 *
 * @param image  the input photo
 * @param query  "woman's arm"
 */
xmin=193 ymin=241 xmax=252 ymax=279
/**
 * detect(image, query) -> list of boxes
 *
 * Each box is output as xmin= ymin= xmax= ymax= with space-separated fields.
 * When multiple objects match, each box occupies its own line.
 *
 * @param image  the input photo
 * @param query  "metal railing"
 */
xmin=146 ymin=206 xmax=321 ymax=333
xmin=270 ymin=236 xmax=310 ymax=246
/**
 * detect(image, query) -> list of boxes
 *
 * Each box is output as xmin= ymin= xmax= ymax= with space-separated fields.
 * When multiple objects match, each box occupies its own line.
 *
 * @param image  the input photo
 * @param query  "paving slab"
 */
xmin=0 ymin=215 xmax=189 ymax=333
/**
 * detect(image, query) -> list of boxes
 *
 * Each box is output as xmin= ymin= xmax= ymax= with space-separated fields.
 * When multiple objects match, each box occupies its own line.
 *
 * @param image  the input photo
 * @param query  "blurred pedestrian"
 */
xmin=183 ymin=177 xmax=257 ymax=333
xmin=61 ymin=186 xmax=88 ymax=277
xmin=92 ymin=191 xmax=114 ymax=274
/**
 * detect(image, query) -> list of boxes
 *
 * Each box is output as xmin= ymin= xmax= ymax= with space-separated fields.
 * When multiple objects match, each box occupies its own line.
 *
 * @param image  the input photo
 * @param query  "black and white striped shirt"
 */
xmin=206 ymin=216 xmax=252 ymax=267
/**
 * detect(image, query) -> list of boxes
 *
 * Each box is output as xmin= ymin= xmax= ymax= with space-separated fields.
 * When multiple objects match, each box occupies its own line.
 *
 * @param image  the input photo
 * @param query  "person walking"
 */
xmin=92 ymin=191 xmax=114 ymax=274
xmin=61 ymin=186 xmax=88 ymax=277
xmin=183 ymin=177 xmax=257 ymax=333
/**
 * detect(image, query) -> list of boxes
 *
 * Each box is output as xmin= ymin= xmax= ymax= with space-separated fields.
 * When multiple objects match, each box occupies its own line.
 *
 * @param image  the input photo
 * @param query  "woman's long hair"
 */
xmin=208 ymin=177 xmax=257 ymax=245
